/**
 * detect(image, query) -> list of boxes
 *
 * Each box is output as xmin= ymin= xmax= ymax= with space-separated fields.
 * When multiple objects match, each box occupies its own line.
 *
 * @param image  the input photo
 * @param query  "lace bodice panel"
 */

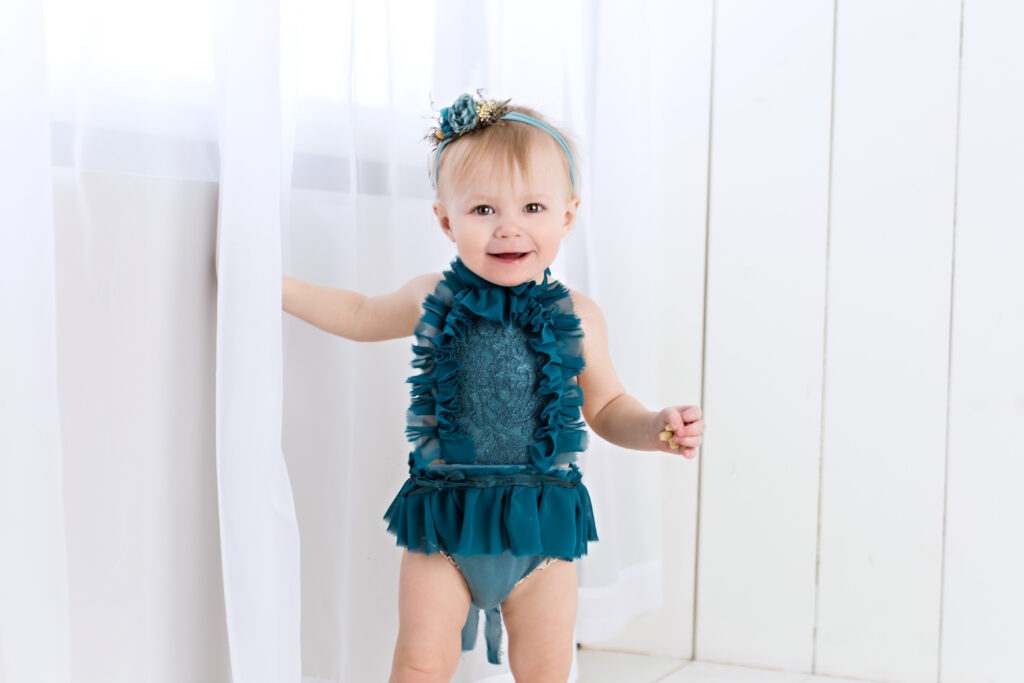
xmin=449 ymin=318 xmax=544 ymax=465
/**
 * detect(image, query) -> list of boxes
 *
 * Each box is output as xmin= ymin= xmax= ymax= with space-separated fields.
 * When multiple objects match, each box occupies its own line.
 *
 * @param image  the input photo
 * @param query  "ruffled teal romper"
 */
xmin=384 ymin=258 xmax=599 ymax=663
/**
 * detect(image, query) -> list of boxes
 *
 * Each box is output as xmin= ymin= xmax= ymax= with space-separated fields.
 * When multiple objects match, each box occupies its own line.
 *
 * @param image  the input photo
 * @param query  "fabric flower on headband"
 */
xmin=428 ymin=91 xmax=577 ymax=193
xmin=429 ymin=92 xmax=511 ymax=148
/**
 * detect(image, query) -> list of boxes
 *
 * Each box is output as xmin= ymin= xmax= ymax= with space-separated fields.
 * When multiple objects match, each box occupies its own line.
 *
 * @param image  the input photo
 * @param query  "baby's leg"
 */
xmin=389 ymin=549 xmax=471 ymax=683
xmin=501 ymin=559 xmax=578 ymax=682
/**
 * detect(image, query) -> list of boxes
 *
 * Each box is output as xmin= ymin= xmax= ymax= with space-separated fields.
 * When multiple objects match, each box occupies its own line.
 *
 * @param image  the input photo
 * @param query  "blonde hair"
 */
xmin=432 ymin=106 xmax=579 ymax=200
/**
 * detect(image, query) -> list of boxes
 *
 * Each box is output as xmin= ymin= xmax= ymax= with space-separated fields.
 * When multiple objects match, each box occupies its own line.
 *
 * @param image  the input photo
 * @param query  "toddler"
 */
xmin=283 ymin=93 xmax=704 ymax=683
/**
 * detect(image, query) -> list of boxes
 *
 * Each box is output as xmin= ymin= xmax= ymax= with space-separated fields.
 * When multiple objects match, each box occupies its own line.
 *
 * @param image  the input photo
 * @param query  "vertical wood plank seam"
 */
xmin=691 ymin=0 xmax=716 ymax=662
xmin=812 ymin=0 xmax=840 ymax=674
xmin=937 ymin=1 xmax=967 ymax=681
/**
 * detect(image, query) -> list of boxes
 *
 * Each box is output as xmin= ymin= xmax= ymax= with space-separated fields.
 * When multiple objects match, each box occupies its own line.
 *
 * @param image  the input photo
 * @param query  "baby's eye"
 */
xmin=472 ymin=205 xmax=495 ymax=216
xmin=524 ymin=203 xmax=544 ymax=213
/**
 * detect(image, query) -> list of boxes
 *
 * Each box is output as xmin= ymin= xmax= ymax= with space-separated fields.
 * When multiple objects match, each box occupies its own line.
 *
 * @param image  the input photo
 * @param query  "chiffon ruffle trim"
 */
xmin=405 ymin=258 xmax=588 ymax=474
xmin=384 ymin=474 xmax=599 ymax=559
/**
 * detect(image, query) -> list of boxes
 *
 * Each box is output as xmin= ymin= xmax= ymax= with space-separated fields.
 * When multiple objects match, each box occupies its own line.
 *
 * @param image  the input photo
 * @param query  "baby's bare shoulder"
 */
xmin=401 ymin=272 xmax=443 ymax=303
xmin=566 ymin=288 xmax=607 ymax=336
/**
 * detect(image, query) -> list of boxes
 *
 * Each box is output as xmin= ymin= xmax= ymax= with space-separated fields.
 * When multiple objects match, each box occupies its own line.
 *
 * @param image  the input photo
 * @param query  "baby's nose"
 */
xmin=494 ymin=220 xmax=522 ymax=237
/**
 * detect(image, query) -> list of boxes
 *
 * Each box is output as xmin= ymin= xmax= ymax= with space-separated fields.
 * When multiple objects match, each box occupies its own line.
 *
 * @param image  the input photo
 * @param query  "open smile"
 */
xmin=488 ymin=251 xmax=532 ymax=264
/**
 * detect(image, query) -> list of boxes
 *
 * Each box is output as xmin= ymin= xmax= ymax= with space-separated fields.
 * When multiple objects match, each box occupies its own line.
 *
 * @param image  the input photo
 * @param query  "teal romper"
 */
xmin=383 ymin=257 xmax=599 ymax=663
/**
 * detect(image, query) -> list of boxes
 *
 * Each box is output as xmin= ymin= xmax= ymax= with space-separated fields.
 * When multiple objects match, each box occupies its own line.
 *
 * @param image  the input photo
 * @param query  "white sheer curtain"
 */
xmin=1 ymin=2 xmax=71 ymax=682
xmin=215 ymin=1 xmax=301 ymax=682
xmin=1 ymin=1 xmax=697 ymax=681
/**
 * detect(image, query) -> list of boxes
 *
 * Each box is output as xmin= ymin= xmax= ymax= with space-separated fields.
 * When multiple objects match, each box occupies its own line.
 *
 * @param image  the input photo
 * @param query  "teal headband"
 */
xmin=431 ymin=94 xmax=577 ymax=194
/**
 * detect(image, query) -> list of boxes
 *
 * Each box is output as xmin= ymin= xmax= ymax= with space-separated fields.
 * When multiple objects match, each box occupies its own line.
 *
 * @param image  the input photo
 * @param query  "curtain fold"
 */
xmin=214 ymin=0 xmax=302 ymax=681
xmin=0 ymin=2 xmax=72 ymax=682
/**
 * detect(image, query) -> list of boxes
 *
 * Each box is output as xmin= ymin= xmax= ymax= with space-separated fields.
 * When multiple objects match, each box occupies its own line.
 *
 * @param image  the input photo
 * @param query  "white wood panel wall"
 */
xmin=815 ymin=1 xmax=960 ymax=680
xmin=697 ymin=0 xmax=833 ymax=671
xmin=940 ymin=2 xmax=1024 ymax=682
xmin=677 ymin=2 xmax=1024 ymax=682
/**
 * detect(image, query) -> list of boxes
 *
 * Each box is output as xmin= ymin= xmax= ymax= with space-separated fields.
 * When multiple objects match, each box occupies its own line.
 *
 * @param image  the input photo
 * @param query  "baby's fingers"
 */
xmin=680 ymin=405 xmax=702 ymax=424
xmin=657 ymin=434 xmax=700 ymax=458
xmin=673 ymin=433 xmax=703 ymax=449
xmin=656 ymin=407 xmax=705 ymax=457
xmin=663 ymin=405 xmax=702 ymax=429
xmin=657 ymin=423 xmax=702 ymax=454
xmin=678 ymin=419 xmax=705 ymax=438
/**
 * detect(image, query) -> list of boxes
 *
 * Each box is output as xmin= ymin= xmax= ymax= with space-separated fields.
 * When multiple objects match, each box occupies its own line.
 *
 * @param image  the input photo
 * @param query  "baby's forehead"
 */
xmin=451 ymin=130 xmax=560 ymax=165
xmin=455 ymin=172 xmax=558 ymax=200
xmin=440 ymin=134 xmax=570 ymax=195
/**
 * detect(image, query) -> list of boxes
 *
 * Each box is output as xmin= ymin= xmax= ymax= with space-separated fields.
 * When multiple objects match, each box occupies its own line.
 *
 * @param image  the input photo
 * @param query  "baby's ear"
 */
xmin=433 ymin=201 xmax=454 ymax=241
xmin=562 ymin=197 xmax=581 ymax=233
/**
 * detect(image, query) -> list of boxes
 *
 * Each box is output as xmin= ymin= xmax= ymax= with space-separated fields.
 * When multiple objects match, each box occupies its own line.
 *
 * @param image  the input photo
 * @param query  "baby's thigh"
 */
xmin=391 ymin=550 xmax=471 ymax=680
xmin=501 ymin=559 xmax=578 ymax=682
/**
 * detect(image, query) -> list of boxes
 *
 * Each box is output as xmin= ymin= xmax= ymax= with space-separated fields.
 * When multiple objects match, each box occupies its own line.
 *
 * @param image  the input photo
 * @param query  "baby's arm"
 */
xmin=282 ymin=273 xmax=441 ymax=341
xmin=572 ymin=290 xmax=704 ymax=459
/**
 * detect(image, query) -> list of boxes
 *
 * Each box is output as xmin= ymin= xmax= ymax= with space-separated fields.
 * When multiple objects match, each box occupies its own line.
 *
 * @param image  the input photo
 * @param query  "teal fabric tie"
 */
xmin=459 ymin=606 xmax=505 ymax=665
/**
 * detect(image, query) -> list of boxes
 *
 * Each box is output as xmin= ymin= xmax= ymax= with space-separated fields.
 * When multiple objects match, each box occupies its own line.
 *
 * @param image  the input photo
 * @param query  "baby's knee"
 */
xmin=389 ymin=644 xmax=460 ymax=683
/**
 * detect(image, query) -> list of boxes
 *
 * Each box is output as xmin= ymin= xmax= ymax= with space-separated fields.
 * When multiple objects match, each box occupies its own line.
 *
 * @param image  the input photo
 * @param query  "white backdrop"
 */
xmin=1 ymin=1 xmax=1022 ymax=683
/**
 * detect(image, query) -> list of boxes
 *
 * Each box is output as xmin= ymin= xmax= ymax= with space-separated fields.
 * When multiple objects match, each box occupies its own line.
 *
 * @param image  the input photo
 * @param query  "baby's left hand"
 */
xmin=654 ymin=405 xmax=704 ymax=459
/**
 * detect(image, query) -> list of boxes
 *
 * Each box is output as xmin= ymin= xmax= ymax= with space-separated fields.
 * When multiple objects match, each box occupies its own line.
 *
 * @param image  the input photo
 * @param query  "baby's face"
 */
xmin=433 ymin=141 xmax=579 ymax=287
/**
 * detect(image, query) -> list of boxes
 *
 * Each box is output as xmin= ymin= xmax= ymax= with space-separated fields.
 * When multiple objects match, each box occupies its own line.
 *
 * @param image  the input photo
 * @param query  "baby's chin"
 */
xmin=461 ymin=253 xmax=550 ymax=287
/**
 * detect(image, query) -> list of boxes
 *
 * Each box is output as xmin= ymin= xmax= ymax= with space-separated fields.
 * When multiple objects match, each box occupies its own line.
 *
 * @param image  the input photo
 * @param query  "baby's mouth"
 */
xmin=489 ymin=252 xmax=530 ymax=262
